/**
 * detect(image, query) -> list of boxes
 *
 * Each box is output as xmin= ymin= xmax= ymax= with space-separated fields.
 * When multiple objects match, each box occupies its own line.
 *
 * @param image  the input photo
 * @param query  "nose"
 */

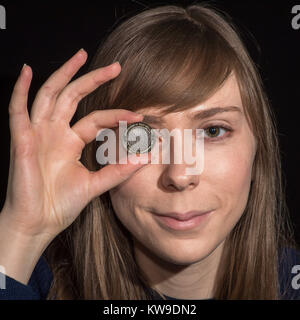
xmin=158 ymin=128 xmax=202 ymax=191
xmin=161 ymin=162 xmax=200 ymax=191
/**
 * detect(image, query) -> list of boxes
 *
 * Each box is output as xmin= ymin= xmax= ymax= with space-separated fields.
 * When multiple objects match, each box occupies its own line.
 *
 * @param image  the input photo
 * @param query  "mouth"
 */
xmin=152 ymin=210 xmax=214 ymax=231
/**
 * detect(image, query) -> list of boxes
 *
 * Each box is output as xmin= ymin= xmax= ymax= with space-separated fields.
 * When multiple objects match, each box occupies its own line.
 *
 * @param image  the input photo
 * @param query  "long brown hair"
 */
xmin=45 ymin=2 xmax=298 ymax=299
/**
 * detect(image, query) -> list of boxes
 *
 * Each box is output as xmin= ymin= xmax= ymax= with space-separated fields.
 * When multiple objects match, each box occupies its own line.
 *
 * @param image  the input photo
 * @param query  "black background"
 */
xmin=0 ymin=0 xmax=299 ymax=245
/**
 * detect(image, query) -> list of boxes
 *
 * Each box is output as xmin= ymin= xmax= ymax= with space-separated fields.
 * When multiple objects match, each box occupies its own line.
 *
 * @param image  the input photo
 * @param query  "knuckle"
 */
xmin=60 ymin=86 xmax=88 ymax=105
xmin=115 ymin=166 xmax=127 ymax=181
xmin=8 ymin=104 xmax=23 ymax=117
xmin=60 ymin=66 xmax=73 ymax=79
xmin=8 ymin=104 xmax=15 ymax=115
xmin=59 ymin=87 xmax=77 ymax=103
xmin=11 ymin=141 xmax=34 ymax=158
xmin=88 ymin=110 xmax=100 ymax=118
xmin=39 ymin=85 xmax=60 ymax=100
xmin=91 ymin=71 xmax=106 ymax=87
xmin=116 ymin=164 xmax=135 ymax=182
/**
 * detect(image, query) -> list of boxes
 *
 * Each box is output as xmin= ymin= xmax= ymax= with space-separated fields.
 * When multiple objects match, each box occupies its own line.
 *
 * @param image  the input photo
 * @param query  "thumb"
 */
xmin=87 ymin=152 xmax=151 ymax=199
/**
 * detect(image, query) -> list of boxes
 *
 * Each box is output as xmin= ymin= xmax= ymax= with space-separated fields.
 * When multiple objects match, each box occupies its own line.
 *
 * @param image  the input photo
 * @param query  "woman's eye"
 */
xmin=203 ymin=125 xmax=232 ymax=140
xmin=152 ymin=125 xmax=233 ymax=143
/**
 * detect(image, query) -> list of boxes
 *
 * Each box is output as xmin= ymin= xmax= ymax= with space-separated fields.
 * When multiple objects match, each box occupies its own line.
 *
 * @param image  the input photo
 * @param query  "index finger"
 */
xmin=8 ymin=64 xmax=32 ymax=144
xmin=51 ymin=62 xmax=122 ymax=123
xmin=71 ymin=109 xmax=144 ymax=145
xmin=30 ymin=48 xmax=88 ymax=123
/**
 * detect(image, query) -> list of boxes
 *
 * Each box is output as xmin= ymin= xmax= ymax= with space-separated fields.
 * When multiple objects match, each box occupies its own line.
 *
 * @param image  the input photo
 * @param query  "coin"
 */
xmin=122 ymin=122 xmax=156 ymax=154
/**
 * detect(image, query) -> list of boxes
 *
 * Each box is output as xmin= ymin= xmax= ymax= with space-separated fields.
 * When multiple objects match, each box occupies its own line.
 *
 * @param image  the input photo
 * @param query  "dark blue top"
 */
xmin=0 ymin=247 xmax=299 ymax=300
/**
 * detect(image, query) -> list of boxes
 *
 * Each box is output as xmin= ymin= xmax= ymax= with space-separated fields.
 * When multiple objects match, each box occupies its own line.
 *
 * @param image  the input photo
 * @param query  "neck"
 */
xmin=133 ymin=239 xmax=225 ymax=300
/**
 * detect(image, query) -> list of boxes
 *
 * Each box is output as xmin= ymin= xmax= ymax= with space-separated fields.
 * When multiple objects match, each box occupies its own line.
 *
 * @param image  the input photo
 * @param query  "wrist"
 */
xmin=0 ymin=211 xmax=53 ymax=285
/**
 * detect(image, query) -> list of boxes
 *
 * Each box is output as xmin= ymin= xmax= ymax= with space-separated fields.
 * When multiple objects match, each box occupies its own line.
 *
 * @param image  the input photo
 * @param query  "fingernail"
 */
xmin=77 ymin=48 xmax=86 ymax=56
xmin=21 ymin=63 xmax=27 ymax=73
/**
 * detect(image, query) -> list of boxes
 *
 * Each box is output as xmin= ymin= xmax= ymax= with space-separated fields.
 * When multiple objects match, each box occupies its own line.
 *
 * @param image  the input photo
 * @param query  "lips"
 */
xmin=152 ymin=210 xmax=213 ymax=231
xmin=154 ymin=210 xmax=213 ymax=221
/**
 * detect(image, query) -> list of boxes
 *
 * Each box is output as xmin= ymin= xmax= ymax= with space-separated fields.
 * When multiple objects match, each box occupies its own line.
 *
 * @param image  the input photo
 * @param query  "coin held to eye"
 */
xmin=122 ymin=122 xmax=156 ymax=154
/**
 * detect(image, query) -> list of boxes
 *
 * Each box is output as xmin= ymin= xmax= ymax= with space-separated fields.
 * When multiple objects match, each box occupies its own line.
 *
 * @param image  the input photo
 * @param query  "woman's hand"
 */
xmin=0 ymin=48 xmax=149 ymax=241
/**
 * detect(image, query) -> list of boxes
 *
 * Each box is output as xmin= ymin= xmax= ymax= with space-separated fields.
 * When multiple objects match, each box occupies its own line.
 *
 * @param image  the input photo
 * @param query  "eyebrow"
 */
xmin=141 ymin=106 xmax=242 ymax=125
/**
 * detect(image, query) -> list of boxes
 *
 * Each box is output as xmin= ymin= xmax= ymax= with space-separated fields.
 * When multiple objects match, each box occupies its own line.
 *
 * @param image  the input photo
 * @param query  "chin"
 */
xmin=159 ymin=253 xmax=207 ymax=266
xmin=156 ymin=242 xmax=214 ymax=266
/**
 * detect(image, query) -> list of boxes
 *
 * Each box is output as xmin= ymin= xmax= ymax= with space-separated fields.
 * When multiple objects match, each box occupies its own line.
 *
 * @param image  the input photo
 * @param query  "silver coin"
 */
xmin=122 ymin=122 xmax=156 ymax=154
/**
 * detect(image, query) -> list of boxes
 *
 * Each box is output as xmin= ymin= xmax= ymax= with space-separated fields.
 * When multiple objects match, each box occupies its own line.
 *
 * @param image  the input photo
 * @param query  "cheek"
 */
xmin=108 ymin=167 xmax=154 ymax=229
xmin=208 ymin=147 xmax=253 ymax=190
xmin=109 ymin=165 xmax=154 ymax=206
xmin=205 ymin=139 xmax=254 ymax=223
xmin=109 ymin=189 xmax=141 ymax=242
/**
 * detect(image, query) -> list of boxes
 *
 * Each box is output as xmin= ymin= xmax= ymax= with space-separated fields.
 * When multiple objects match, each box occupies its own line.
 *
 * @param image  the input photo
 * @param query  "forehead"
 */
xmin=138 ymin=73 xmax=243 ymax=124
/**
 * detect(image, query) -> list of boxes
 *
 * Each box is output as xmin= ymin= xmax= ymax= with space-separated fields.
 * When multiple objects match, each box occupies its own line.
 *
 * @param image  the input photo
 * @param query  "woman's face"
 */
xmin=109 ymin=73 xmax=257 ymax=266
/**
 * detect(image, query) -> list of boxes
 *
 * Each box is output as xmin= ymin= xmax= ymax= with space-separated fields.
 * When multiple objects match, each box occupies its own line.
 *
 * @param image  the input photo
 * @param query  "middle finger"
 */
xmin=50 ymin=62 xmax=121 ymax=123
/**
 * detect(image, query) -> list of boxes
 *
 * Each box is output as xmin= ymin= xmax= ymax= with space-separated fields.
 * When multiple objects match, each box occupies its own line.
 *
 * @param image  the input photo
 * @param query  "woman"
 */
xmin=0 ymin=2 xmax=299 ymax=300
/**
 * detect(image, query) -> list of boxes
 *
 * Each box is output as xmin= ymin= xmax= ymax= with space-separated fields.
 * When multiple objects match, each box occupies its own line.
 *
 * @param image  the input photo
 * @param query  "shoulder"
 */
xmin=278 ymin=246 xmax=300 ymax=300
